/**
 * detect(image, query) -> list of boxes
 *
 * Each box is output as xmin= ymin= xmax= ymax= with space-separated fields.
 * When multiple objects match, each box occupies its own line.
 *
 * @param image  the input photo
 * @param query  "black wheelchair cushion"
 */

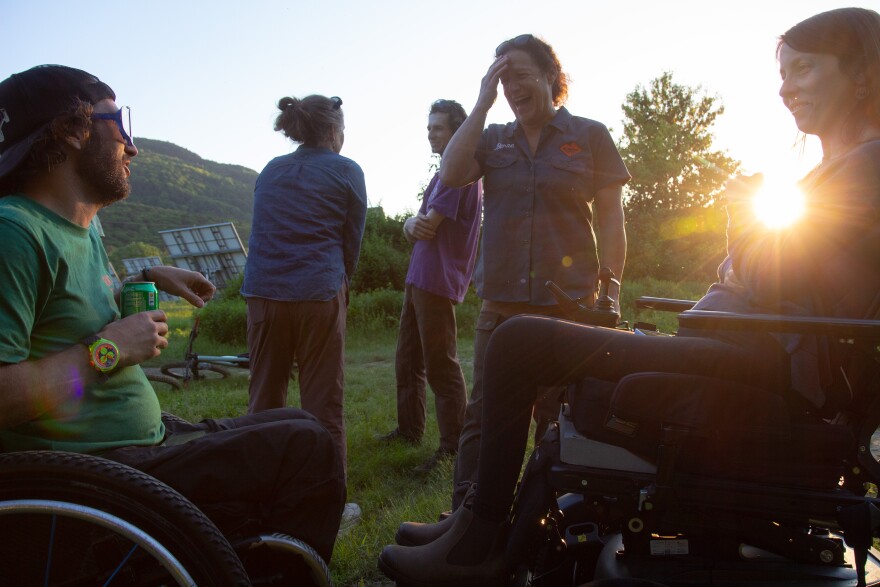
xmin=568 ymin=373 xmax=854 ymax=489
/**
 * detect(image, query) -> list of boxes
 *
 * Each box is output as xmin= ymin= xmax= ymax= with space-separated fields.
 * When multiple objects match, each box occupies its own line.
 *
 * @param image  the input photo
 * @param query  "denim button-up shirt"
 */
xmin=242 ymin=145 xmax=368 ymax=301
xmin=473 ymin=107 xmax=629 ymax=305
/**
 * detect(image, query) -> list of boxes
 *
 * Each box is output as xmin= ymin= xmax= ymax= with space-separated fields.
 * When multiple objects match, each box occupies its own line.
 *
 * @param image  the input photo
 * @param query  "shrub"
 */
xmin=348 ymin=288 xmax=404 ymax=333
xmin=352 ymin=233 xmax=410 ymax=292
xmin=198 ymin=297 xmax=247 ymax=346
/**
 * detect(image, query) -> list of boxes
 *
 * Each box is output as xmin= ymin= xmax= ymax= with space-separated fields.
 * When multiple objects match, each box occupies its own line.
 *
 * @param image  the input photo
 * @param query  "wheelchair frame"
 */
xmin=505 ymin=299 xmax=880 ymax=587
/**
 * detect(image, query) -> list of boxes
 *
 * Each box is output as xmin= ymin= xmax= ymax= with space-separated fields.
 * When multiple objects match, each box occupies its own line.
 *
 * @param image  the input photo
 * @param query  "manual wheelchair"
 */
xmin=502 ymin=287 xmax=880 ymax=587
xmin=0 ymin=417 xmax=333 ymax=586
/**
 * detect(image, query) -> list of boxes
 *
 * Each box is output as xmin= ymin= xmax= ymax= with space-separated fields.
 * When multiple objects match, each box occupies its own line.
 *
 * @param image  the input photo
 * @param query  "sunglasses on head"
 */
xmin=330 ymin=96 xmax=343 ymax=110
xmin=496 ymin=34 xmax=535 ymax=57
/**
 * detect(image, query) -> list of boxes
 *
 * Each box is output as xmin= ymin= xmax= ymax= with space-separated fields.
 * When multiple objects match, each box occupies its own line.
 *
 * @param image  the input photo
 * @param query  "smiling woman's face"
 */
xmin=778 ymin=43 xmax=860 ymax=143
xmin=499 ymin=49 xmax=555 ymax=129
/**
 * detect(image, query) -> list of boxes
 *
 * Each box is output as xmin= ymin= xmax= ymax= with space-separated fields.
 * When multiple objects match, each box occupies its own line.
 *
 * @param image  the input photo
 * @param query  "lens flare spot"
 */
xmin=752 ymin=177 xmax=805 ymax=229
xmin=561 ymin=256 xmax=573 ymax=268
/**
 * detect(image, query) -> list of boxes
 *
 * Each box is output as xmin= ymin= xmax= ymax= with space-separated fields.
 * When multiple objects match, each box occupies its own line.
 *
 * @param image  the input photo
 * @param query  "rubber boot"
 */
xmin=395 ymin=483 xmax=476 ymax=546
xmin=378 ymin=506 xmax=509 ymax=587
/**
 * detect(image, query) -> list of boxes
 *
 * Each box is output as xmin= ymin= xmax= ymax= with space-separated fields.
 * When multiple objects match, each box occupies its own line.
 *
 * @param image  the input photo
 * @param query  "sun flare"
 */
xmin=752 ymin=177 xmax=805 ymax=229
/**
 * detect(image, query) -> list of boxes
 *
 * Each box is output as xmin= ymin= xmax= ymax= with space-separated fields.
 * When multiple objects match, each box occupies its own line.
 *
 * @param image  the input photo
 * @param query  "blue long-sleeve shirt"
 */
xmin=242 ymin=145 xmax=368 ymax=301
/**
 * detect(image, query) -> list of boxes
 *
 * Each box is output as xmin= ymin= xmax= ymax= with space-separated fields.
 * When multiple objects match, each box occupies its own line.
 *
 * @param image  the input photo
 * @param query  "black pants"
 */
xmin=472 ymin=315 xmax=789 ymax=523
xmin=101 ymin=408 xmax=346 ymax=562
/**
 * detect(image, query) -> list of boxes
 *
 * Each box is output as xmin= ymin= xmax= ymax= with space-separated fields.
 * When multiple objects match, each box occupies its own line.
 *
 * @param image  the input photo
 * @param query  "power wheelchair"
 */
xmin=504 ymin=285 xmax=880 ymax=587
xmin=0 ymin=416 xmax=334 ymax=586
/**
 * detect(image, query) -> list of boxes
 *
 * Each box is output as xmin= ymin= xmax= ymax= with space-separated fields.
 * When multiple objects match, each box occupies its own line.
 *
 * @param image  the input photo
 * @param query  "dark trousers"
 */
xmin=246 ymin=287 xmax=348 ymax=472
xmin=394 ymin=284 xmax=467 ymax=452
xmin=451 ymin=300 xmax=570 ymax=509
xmin=101 ymin=408 xmax=346 ymax=562
xmin=471 ymin=315 xmax=790 ymax=523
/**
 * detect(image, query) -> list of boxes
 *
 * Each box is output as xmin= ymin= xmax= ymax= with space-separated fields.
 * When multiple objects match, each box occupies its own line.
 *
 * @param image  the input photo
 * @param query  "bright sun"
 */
xmin=751 ymin=176 xmax=806 ymax=229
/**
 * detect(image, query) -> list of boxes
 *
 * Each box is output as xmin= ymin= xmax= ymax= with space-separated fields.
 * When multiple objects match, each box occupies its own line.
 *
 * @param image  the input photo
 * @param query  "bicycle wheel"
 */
xmin=161 ymin=361 xmax=232 ymax=381
xmin=0 ymin=451 xmax=251 ymax=586
xmin=146 ymin=372 xmax=183 ymax=391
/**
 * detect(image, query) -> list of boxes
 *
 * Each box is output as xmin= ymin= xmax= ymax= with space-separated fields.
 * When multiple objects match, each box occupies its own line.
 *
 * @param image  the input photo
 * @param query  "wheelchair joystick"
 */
xmin=545 ymin=267 xmax=620 ymax=328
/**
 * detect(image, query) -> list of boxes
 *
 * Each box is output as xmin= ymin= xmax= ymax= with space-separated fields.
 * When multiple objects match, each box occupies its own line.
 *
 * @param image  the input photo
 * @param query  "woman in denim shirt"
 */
xmin=438 ymin=34 xmax=630 ymax=511
xmin=242 ymin=94 xmax=367 ymax=475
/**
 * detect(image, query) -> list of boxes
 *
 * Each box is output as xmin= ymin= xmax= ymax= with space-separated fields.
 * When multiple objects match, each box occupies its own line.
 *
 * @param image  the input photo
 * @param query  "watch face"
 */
xmin=91 ymin=340 xmax=119 ymax=372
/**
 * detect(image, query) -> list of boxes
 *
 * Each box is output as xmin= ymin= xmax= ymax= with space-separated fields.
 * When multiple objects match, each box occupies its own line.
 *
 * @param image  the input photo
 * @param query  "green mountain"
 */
xmin=98 ymin=138 xmax=257 ymax=251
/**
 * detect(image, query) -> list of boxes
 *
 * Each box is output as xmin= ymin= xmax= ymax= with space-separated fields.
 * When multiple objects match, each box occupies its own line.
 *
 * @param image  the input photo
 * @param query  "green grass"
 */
xmin=147 ymin=277 xmax=710 ymax=586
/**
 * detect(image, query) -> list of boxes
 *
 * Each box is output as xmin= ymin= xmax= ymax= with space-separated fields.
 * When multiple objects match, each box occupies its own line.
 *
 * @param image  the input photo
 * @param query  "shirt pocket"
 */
xmin=550 ymin=152 xmax=591 ymax=175
xmin=484 ymin=151 xmax=517 ymax=170
xmin=548 ymin=153 xmax=594 ymax=198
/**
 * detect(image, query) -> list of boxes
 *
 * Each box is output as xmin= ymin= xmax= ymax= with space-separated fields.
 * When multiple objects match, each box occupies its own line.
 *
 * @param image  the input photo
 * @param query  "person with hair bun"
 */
xmin=439 ymin=34 xmax=630 ymax=512
xmin=242 ymin=94 xmax=367 ymax=490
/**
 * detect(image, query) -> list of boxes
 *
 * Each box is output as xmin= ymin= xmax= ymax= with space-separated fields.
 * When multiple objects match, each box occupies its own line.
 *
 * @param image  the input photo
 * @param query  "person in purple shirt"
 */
xmin=378 ymin=100 xmax=482 ymax=473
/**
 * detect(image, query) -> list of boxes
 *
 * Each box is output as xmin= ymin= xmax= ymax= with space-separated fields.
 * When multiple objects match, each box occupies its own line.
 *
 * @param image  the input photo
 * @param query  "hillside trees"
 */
xmin=616 ymin=72 xmax=739 ymax=283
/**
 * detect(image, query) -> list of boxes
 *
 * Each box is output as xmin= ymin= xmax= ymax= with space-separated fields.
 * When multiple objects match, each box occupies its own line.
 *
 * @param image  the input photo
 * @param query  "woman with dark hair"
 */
xmin=242 ymin=95 xmax=367 ymax=479
xmin=379 ymin=8 xmax=880 ymax=586
xmin=438 ymin=34 xmax=630 ymax=512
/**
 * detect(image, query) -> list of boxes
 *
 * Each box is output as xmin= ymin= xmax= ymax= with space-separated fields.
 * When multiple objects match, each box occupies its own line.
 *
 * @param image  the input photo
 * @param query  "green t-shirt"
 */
xmin=0 ymin=196 xmax=164 ymax=452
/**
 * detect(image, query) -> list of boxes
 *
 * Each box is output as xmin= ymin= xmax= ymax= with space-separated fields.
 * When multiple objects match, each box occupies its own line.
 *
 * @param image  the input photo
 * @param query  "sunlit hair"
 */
xmin=778 ymin=7 xmax=880 ymax=141
xmin=495 ymin=34 xmax=569 ymax=107
xmin=274 ymin=95 xmax=343 ymax=146
xmin=0 ymin=99 xmax=93 ymax=197
xmin=429 ymin=99 xmax=467 ymax=133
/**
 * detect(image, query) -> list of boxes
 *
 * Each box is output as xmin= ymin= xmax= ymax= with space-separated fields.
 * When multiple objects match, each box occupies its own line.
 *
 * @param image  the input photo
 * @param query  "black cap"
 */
xmin=0 ymin=65 xmax=116 ymax=179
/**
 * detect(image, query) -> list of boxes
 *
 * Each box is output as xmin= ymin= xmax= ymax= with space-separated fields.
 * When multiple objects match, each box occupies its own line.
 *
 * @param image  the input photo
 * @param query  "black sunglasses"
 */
xmin=496 ymin=34 xmax=535 ymax=57
xmin=330 ymin=96 xmax=343 ymax=110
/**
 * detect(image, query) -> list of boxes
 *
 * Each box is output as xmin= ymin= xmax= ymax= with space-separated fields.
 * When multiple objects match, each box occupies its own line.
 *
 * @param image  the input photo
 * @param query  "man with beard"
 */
xmin=378 ymin=99 xmax=481 ymax=474
xmin=0 ymin=65 xmax=346 ymax=565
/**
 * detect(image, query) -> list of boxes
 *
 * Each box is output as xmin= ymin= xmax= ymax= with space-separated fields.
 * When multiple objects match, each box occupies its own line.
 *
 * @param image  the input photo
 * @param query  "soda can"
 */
xmin=121 ymin=282 xmax=159 ymax=317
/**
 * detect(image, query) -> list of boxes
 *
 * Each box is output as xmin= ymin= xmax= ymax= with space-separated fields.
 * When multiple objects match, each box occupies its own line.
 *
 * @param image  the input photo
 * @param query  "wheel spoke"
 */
xmin=102 ymin=543 xmax=139 ymax=586
xmin=43 ymin=513 xmax=57 ymax=587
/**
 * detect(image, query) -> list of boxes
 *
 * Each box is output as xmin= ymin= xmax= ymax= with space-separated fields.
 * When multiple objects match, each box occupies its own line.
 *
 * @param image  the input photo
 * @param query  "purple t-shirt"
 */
xmin=406 ymin=173 xmax=482 ymax=303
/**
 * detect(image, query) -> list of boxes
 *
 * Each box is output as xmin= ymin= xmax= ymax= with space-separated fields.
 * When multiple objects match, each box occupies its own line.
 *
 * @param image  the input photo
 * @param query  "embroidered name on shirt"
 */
xmin=495 ymin=143 xmax=514 ymax=150
xmin=560 ymin=142 xmax=582 ymax=157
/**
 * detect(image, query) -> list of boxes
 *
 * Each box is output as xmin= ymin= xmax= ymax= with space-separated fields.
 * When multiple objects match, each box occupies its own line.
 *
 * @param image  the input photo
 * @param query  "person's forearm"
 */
xmin=0 ymin=346 xmax=101 ymax=429
xmin=439 ymin=106 xmax=488 ymax=188
xmin=594 ymin=187 xmax=627 ymax=298
xmin=599 ymin=223 xmax=626 ymax=299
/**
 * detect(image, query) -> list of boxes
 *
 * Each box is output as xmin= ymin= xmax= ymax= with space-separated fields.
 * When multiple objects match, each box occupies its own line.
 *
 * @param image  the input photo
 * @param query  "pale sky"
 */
xmin=6 ymin=0 xmax=862 ymax=216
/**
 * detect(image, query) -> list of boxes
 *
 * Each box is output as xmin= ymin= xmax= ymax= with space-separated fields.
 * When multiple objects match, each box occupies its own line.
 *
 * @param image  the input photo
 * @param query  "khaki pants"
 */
xmin=246 ymin=285 xmax=348 ymax=473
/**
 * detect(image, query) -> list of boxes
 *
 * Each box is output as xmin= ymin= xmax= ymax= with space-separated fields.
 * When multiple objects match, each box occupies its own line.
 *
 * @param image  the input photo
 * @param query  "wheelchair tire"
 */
xmin=0 ymin=451 xmax=251 ymax=586
xmin=236 ymin=533 xmax=333 ymax=587
xmin=161 ymin=361 xmax=232 ymax=381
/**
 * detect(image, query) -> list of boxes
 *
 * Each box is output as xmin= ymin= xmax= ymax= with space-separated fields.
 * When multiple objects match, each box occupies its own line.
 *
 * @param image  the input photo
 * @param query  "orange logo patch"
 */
xmin=560 ymin=142 xmax=582 ymax=157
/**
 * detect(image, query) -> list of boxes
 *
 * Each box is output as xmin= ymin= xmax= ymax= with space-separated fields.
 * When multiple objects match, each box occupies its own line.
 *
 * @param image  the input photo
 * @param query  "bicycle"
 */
xmin=160 ymin=316 xmax=251 ymax=385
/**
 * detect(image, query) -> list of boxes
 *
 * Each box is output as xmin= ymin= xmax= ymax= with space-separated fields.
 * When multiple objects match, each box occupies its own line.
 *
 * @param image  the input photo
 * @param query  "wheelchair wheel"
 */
xmin=161 ymin=361 xmax=232 ymax=381
xmin=0 ymin=451 xmax=251 ymax=586
xmin=235 ymin=533 xmax=333 ymax=587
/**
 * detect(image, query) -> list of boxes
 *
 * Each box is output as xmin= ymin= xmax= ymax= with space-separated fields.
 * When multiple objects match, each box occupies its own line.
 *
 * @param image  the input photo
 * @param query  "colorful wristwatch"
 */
xmin=80 ymin=335 xmax=121 ymax=382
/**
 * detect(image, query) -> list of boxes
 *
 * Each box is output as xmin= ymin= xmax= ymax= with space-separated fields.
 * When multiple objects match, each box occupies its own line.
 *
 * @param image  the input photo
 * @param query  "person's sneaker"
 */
xmin=376 ymin=428 xmax=420 ymax=445
xmin=413 ymin=448 xmax=457 ymax=474
xmin=338 ymin=502 xmax=362 ymax=535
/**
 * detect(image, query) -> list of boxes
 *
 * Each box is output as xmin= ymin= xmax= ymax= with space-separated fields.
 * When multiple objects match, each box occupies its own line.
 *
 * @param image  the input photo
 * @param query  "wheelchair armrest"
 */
xmin=677 ymin=310 xmax=880 ymax=339
xmin=635 ymin=297 xmax=698 ymax=313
